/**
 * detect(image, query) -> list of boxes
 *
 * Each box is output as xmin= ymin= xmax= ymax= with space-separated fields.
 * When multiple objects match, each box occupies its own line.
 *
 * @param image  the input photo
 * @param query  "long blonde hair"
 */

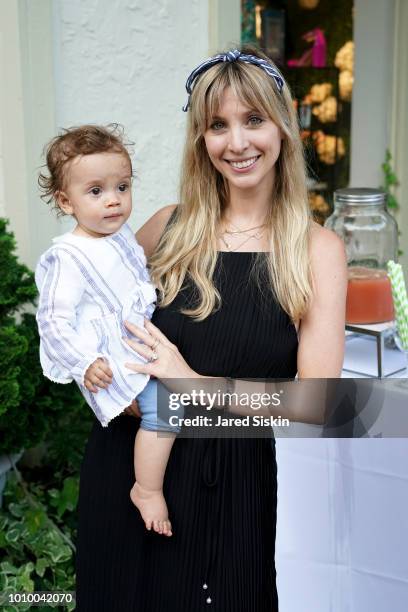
xmin=150 ymin=46 xmax=312 ymax=322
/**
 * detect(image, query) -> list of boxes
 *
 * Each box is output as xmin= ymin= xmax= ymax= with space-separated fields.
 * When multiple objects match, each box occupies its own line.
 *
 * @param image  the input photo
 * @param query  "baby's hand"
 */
xmin=84 ymin=358 xmax=113 ymax=393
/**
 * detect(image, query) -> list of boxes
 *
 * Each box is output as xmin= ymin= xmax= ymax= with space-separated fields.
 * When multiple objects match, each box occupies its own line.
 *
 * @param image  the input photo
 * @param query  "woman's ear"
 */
xmin=56 ymin=190 xmax=73 ymax=215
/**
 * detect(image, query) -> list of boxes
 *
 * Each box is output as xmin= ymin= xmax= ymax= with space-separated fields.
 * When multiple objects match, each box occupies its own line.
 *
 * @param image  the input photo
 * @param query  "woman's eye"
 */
xmin=210 ymin=121 xmax=225 ymax=131
xmin=90 ymin=187 xmax=101 ymax=195
xmin=118 ymin=183 xmax=128 ymax=192
xmin=248 ymin=116 xmax=263 ymax=126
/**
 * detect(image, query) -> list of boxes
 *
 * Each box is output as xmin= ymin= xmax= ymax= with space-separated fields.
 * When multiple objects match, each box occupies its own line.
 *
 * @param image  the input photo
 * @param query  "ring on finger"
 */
xmin=151 ymin=338 xmax=160 ymax=350
xmin=149 ymin=350 xmax=159 ymax=362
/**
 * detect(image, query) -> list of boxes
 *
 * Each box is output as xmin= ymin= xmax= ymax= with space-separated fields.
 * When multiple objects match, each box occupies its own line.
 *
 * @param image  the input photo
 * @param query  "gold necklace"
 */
xmin=223 ymin=219 xmax=266 ymax=241
xmin=224 ymin=222 xmax=266 ymax=235
xmin=219 ymin=228 xmax=265 ymax=251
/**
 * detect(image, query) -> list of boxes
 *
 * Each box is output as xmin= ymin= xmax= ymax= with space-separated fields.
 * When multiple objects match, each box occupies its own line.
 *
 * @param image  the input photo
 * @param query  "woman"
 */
xmin=76 ymin=46 xmax=347 ymax=611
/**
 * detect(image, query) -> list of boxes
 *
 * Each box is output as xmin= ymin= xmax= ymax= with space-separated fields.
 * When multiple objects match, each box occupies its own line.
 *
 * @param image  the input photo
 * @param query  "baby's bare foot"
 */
xmin=130 ymin=481 xmax=172 ymax=537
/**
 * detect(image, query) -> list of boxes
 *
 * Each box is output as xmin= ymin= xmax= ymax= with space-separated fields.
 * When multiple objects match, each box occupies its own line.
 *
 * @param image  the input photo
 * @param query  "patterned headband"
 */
xmin=182 ymin=49 xmax=285 ymax=112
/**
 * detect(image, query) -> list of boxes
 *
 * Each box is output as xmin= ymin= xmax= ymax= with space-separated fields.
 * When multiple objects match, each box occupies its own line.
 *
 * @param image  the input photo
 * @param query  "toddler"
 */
xmin=36 ymin=124 xmax=176 ymax=536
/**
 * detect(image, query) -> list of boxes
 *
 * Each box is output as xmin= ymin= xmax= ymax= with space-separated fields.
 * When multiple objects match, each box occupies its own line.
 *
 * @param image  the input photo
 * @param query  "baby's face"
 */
xmin=58 ymin=151 xmax=132 ymax=238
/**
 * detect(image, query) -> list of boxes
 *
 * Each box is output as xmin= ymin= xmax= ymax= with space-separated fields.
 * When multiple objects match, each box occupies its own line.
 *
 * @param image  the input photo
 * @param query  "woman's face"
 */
xmin=203 ymin=87 xmax=282 ymax=197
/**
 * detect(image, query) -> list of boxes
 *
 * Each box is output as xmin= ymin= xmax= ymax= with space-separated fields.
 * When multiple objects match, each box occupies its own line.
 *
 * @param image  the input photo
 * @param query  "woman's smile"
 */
xmin=225 ymin=155 xmax=261 ymax=171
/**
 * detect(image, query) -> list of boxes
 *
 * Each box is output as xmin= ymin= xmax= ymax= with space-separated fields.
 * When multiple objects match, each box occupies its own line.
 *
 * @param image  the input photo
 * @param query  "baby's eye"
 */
xmin=90 ymin=187 xmax=101 ymax=196
xmin=248 ymin=116 xmax=263 ymax=126
xmin=118 ymin=183 xmax=129 ymax=192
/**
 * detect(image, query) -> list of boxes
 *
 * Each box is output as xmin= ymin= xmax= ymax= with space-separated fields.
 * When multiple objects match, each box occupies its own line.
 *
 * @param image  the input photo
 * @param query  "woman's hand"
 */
xmin=123 ymin=319 xmax=201 ymax=380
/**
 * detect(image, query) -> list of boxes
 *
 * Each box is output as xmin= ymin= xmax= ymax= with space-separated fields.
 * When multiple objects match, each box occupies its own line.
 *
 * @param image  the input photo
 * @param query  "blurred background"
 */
xmin=0 ymin=2 xmax=407 ymax=611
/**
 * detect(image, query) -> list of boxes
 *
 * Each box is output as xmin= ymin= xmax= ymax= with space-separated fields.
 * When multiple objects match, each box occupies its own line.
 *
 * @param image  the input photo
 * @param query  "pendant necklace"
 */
xmin=220 ymin=218 xmax=267 ymax=251
xmin=219 ymin=228 xmax=266 ymax=252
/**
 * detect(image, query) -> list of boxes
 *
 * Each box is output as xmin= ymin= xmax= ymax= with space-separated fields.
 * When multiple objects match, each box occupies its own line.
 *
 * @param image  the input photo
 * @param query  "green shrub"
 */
xmin=0 ymin=218 xmax=94 ymax=608
xmin=0 ymin=218 xmax=91 ymax=455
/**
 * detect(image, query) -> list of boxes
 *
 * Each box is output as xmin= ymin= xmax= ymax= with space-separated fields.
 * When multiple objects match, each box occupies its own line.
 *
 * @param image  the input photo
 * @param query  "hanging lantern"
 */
xmin=298 ymin=0 xmax=320 ymax=9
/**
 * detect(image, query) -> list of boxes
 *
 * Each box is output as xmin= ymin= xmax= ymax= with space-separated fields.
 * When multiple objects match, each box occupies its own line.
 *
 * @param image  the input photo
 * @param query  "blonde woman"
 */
xmin=76 ymin=46 xmax=347 ymax=611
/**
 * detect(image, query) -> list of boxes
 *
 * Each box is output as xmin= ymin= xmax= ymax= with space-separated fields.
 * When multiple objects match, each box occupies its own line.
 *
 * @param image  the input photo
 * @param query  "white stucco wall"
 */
xmin=52 ymin=0 xmax=209 ymax=232
xmin=0 ymin=0 xmax=241 ymax=266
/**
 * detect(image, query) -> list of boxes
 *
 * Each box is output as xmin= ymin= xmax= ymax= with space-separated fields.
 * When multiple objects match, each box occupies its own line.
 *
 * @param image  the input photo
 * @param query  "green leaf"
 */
xmin=47 ymin=545 xmax=65 ymax=564
xmin=25 ymin=508 xmax=47 ymax=535
xmin=388 ymin=195 xmax=399 ymax=209
xmin=35 ymin=557 xmax=48 ymax=577
xmin=5 ymin=527 xmax=21 ymax=544
xmin=14 ymin=562 xmax=35 ymax=592
xmin=49 ymin=477 xmax=79 ymax=518
xmin=0 ymin=561 xmax=18 ymax=574
xmin=8 ymin=503 xmax=24 ymax=518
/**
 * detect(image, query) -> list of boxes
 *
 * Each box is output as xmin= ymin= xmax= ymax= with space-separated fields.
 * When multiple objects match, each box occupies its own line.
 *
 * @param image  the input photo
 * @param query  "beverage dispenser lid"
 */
xmin=334 ymin=188 xmax=386 ymax=205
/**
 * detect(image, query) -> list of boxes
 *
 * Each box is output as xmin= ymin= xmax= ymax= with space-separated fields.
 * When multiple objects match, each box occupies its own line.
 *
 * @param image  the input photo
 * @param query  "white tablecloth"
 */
xmin=276 ymin=338 xmax=408 ymax=612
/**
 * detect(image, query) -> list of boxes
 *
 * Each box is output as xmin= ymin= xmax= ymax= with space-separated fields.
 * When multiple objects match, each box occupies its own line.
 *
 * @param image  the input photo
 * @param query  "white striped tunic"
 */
xmin=35 ymin=223 xmax=156 ymax=427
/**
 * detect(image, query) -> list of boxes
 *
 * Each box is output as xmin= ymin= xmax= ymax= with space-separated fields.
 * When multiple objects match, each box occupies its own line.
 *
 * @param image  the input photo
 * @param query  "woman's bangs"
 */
xmin=204 ymin=72 xmax=230 ymax=127
xmin=235 ymin=67 xmax=283 ymax=125
xmin=197 ymin=62 xmax=287 ymax=135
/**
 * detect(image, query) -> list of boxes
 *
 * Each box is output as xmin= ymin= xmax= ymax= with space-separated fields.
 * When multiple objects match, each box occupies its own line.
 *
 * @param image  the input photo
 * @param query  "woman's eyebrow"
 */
xmin=245 ymin=108 xmax=263 ymax=115
xmin=212 ymin=108 xmax=263 ymax=118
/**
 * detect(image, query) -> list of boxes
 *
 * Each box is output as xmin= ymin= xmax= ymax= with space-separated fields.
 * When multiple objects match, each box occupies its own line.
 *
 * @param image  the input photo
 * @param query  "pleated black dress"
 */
xmin=76 ymin=252 xmax=298 ymax=611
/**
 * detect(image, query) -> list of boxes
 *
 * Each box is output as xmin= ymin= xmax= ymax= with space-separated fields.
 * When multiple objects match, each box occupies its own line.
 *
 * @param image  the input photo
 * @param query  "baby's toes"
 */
xmin=145 ymin=519 xmax=153 ymax=531
xmin=153 ymin=520 xmax=161 ymax=534
xmin=163 ymin=521 xmax=172 ymax=537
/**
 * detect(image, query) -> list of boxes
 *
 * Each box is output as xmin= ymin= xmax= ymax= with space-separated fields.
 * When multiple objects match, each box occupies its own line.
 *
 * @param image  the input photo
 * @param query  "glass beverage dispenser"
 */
xmin=325 ymin=188 xmax=398 ymax=324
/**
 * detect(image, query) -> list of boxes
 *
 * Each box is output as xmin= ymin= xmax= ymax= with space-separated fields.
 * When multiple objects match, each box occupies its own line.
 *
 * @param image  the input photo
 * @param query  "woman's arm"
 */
xmin=136 ymin=204 xmax=177 ymax=257
xmin=297 ymin=224 xmax=348 ymax=378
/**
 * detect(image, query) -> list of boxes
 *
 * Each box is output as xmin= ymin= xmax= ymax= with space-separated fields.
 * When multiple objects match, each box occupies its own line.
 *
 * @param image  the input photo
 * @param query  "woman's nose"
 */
xmin=227 ymin=127 xmax=249 ymax=153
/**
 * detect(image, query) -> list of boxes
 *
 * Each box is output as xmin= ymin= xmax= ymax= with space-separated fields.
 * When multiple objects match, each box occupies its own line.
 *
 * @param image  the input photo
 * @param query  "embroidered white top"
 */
xmin=35 ymin=223 xmax=156 ymax=427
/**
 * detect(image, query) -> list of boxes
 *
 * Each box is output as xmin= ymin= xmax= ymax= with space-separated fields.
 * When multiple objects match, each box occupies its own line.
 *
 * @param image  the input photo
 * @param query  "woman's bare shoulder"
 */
xmin=307 ymin=221 xmax=347 ymax=304
xmin=136 ymin=204 xmax=178 ymax=257
xmin=309 ymin=221 xmax=346 ymax=266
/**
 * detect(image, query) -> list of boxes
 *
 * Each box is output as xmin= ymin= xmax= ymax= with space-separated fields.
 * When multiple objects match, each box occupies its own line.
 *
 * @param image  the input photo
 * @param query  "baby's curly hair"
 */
xmin=38 ymin=124 xmax=133 ymax=216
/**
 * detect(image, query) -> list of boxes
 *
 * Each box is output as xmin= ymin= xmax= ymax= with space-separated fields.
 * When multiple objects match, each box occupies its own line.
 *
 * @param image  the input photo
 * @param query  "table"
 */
xmin=275 ymin=336 xmax=408 ymax=612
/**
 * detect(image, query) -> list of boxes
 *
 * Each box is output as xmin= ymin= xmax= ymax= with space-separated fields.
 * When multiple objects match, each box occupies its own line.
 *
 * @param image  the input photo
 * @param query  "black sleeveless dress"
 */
xmin=76 ymin=252 xmax=298 ymax=612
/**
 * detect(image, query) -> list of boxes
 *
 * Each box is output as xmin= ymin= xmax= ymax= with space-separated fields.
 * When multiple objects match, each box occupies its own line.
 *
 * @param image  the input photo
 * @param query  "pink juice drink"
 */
xmin=346 ymin=267 xmax=394 ymax=324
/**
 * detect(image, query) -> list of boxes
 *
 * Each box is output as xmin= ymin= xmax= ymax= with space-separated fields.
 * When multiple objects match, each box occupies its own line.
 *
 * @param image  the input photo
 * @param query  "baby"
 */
xmin=36 ymin=124 xmax=176 ymax=536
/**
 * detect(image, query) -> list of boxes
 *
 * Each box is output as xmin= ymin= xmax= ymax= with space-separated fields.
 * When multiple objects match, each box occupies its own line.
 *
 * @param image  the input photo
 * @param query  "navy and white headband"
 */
xmin=182 ymin=49 xmax=285 ymax=112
